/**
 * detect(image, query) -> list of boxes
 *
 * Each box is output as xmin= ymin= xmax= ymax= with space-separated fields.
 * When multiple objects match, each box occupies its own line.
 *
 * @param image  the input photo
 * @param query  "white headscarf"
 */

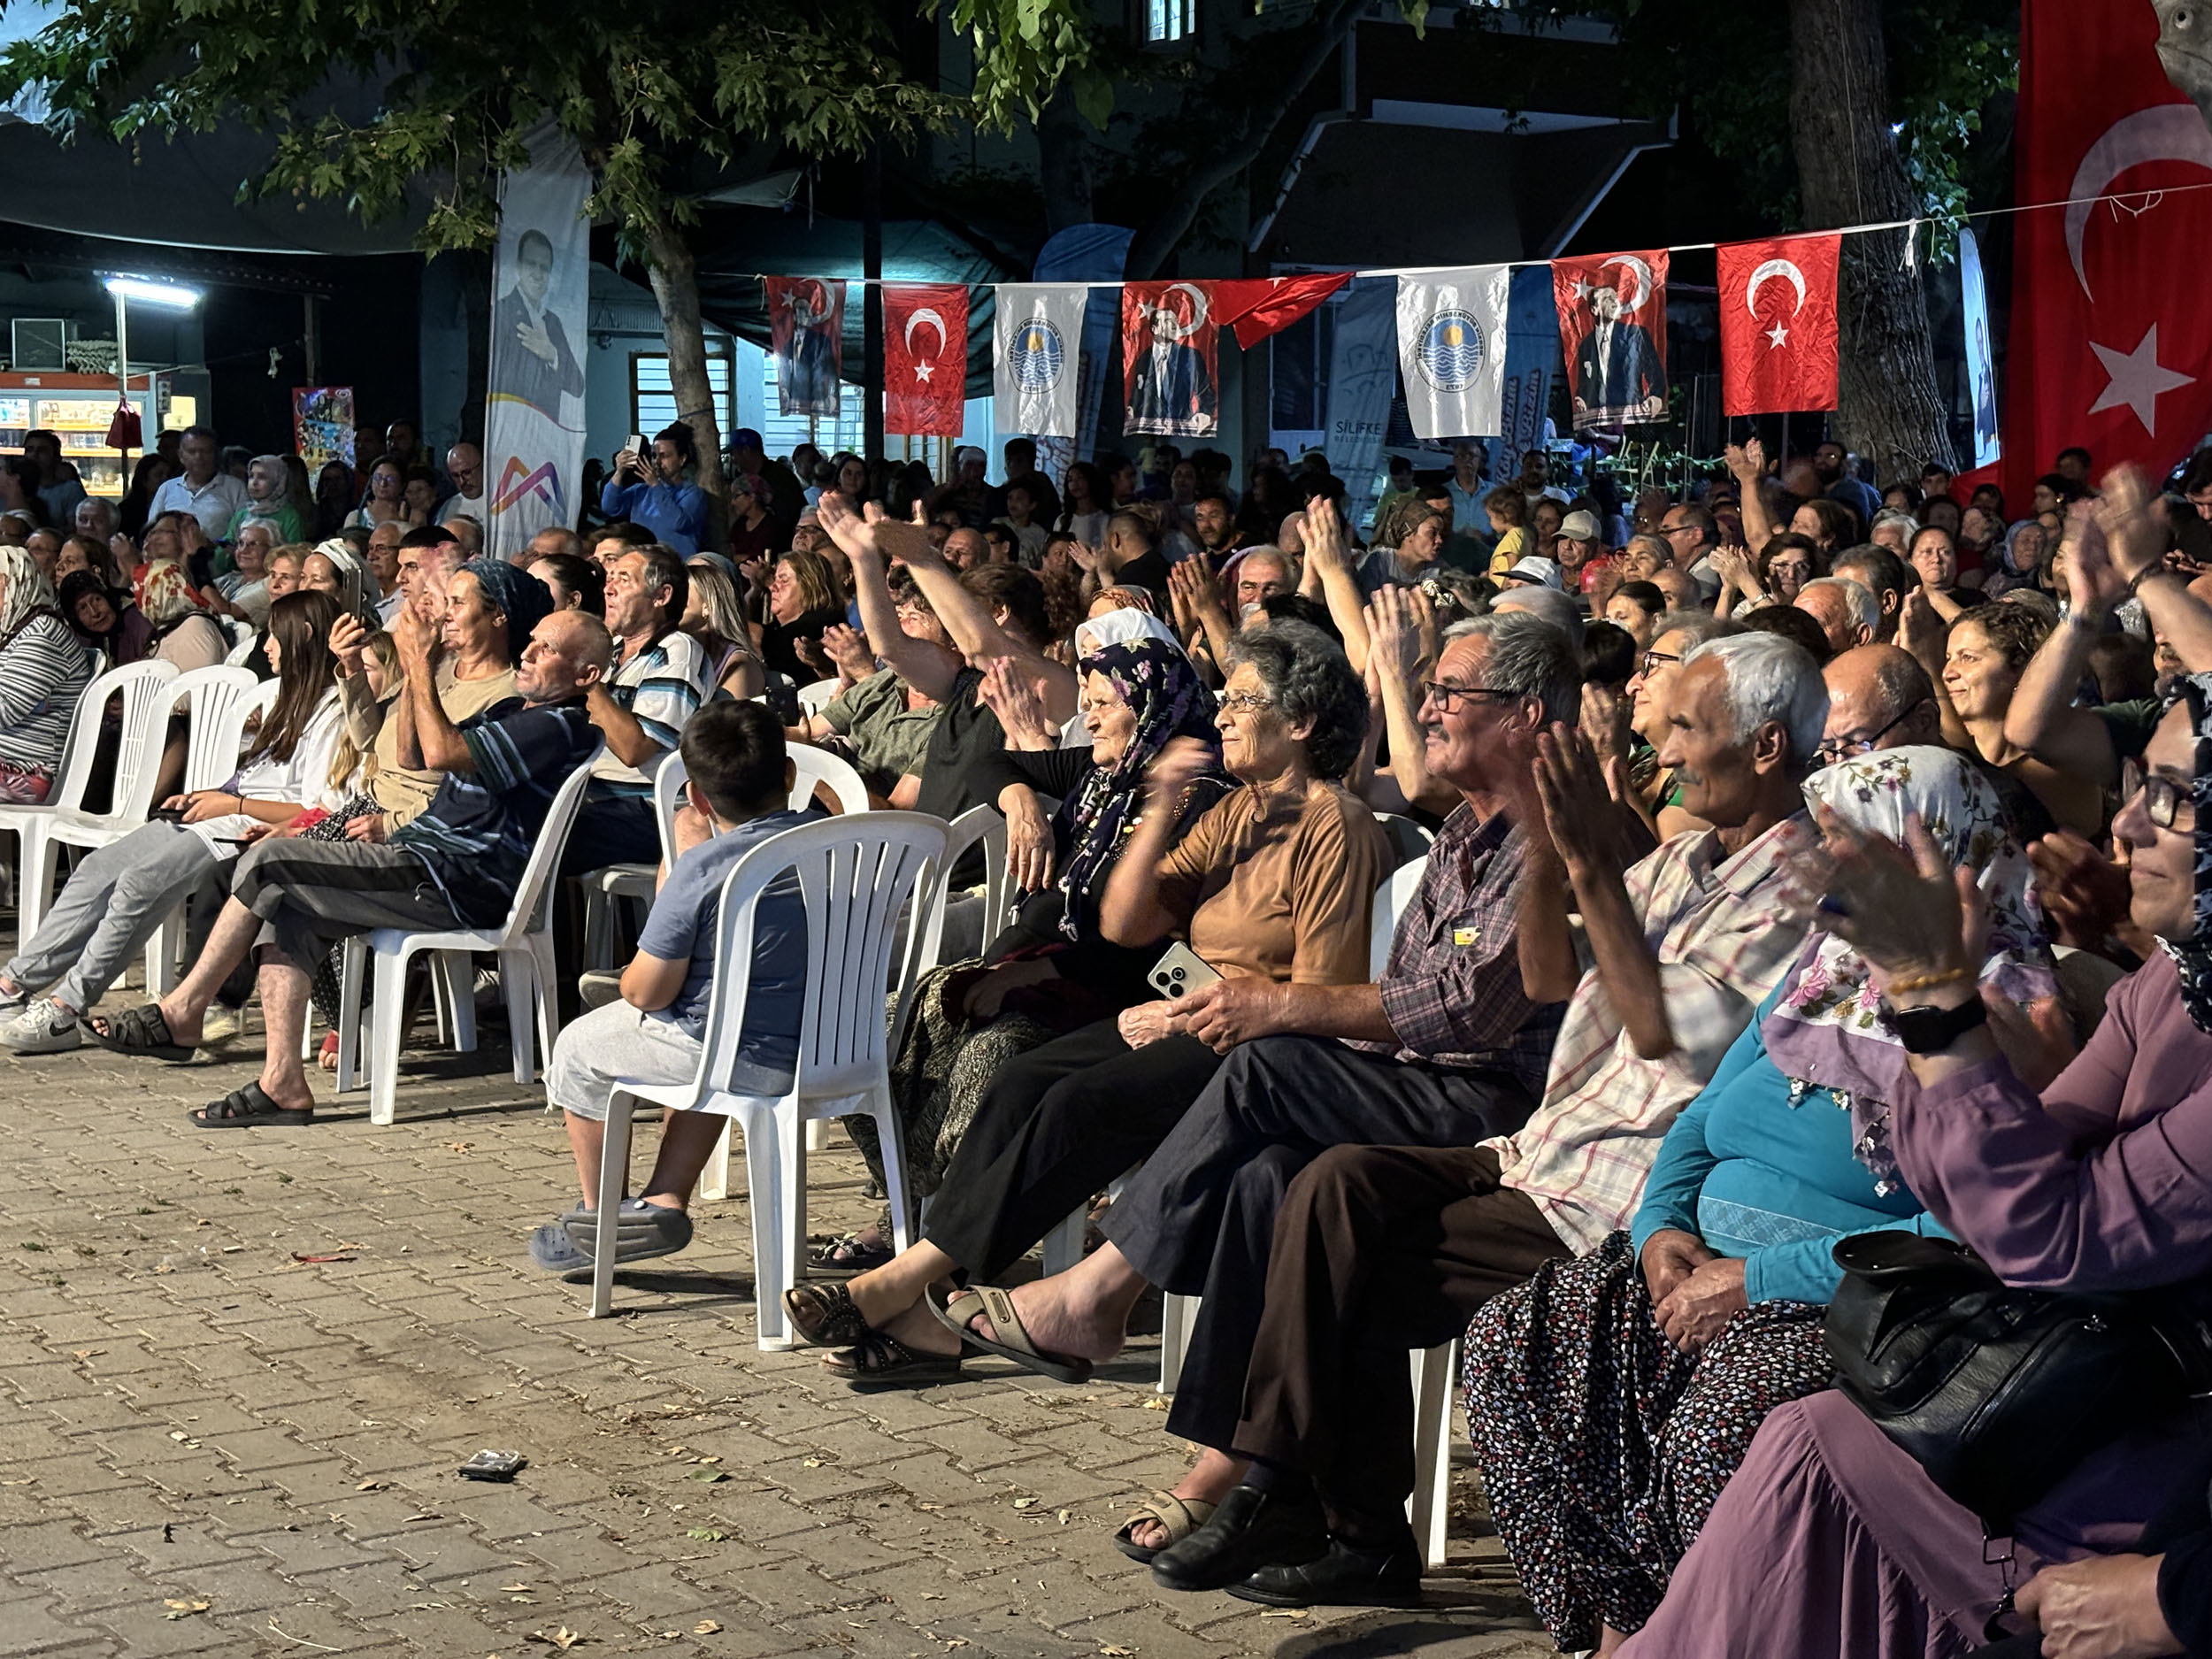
xmin=1074 ymin=606 xmax=1183 ymax=659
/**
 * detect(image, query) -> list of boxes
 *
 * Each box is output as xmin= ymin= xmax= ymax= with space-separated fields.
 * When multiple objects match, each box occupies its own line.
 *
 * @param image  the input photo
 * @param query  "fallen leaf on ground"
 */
xmin=1101 ymin=1647 xmax=1138 ymax=1656
xmin=526 ymin=1630 xmax=584 ymax=1650
xmin=1057 ymin=1510 xmax=1071 ymax=1525
xmin=501 ymin=1583 xmax=530 ymax=1593
xmin=684 ymin=1470 xmax=727 ymax=1483
xmin=1140 ymin=1397 xmax=1168 ymax=1411
xmin=292 ymin=1253 xmax=356 ymax=1263
xmin=219 ymin=1244 xmax=243 ymax=1254
xmin=685 ymin=1526 xmax=727 ymax=1542
xmin=163 ymin=1599 xmax=210 ymax=1619
xmin=1258 ymin=1608 xmax=1310 ymax=1620
xmin=1011 ymin=1497 xmax=1037 ymax=1509
xmin=445 ymin=1141 xmax=472 ymax=1153
xmin=356 ymin=1479 xmax=386 ymax=1492
xmin=691 ymin=1620 xmax=720 ymax=1635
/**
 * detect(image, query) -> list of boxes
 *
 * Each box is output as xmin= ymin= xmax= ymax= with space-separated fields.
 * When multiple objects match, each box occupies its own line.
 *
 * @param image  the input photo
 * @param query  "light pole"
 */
xmin=102 ymin=275 xmax=201 ymax=466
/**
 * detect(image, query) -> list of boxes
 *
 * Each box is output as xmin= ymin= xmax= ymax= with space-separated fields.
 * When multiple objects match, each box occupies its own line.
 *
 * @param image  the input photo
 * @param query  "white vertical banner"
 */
xmin=484 ymin=119 xmax=590 ymax=559
xmin=1959 ymin=227 xmax=2001 ymax=470
xmin=1323 ymin=279 xmax=1396 ymax=533
xmin=994 ymin=283 xmax=1088 ymax=439
xmin=1395 ymin=265 xmax=1510 ymax=442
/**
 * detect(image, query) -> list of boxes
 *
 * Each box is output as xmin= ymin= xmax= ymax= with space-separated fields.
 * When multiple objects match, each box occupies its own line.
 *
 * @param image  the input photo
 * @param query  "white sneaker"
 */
xmin=2 ymin=1001 xmax=80 ymax=1054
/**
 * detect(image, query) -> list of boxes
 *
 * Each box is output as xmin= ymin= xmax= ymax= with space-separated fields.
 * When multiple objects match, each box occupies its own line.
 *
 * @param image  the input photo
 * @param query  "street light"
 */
xmin=100 ymin=275 xmax=200 ymax=465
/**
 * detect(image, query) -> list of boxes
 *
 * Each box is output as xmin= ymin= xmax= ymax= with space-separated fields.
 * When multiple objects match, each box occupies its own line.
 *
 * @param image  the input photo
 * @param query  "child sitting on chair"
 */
xmin=529 ymin=698 xmax=809 ymax=1279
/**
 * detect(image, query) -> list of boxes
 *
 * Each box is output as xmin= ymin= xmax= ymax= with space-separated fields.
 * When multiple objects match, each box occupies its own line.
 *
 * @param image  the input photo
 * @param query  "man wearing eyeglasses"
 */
xmin=1817 ymin=645 xmax=1943 ymax=766
xmin=1658 ymin=503 xmax=1721 ymax=600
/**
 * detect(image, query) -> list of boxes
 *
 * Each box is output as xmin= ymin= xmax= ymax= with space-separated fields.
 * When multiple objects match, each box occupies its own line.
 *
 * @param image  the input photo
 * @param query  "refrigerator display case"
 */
xmin=0 ymin=372 xmax=161 ymax=499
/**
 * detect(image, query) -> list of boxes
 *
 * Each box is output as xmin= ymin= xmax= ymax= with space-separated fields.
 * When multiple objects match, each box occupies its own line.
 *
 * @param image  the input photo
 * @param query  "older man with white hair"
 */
xmin=1147 ymin=632 xmax=1826 ymax=1609
xmin=1794 ymin=575 xmax=1880 ymax=656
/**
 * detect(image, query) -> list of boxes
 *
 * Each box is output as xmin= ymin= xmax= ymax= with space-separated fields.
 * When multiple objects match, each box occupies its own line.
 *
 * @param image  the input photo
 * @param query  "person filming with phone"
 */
xmin=598 ymin=424 xmax=710 ymax=556
xmin=778 ymin=619 xmax=1388 ymax=1386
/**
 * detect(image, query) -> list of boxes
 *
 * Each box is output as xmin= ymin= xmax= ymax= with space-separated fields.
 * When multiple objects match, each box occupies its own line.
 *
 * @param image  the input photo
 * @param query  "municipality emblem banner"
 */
xmin=1394 ymin=265 xmax=1509 ymax=441
xmin=995 ymin=283 xmax=1087 ymax=439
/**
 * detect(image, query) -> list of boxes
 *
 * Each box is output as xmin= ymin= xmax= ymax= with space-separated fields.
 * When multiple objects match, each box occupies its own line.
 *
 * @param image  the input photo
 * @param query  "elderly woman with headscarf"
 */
xmin=302 ymin=538 xmax=373 ymax=623
xmin=1613 ymin=676 xmax=2212 ymax=1659
xmin=817 ymin=629 xmax=1233 ymax=1271
xmin=1978 ymin=518 xmax=2051 ymax=601
xmin=57 ymin=570 xmax=154 ymax=666
xmin=0 ymin=544 xmax=91 ymax=803
xmin=1463 ymin=746 xmax=2065 ymax=1658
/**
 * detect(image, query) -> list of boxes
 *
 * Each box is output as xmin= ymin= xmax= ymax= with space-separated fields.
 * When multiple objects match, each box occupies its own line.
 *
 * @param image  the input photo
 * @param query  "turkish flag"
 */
xmin=1717 ymin=234 xmax=1840 ymax=415
xmin=1213 ymin=273 xmax=1351 ymax=349
xmin=1551 ymin=250 xmax=1669 ymax=429
xmin=2003 ymin=0 xmax=2212 ymax=502
xmin=883 ymin=284 xmax=969 ymax=436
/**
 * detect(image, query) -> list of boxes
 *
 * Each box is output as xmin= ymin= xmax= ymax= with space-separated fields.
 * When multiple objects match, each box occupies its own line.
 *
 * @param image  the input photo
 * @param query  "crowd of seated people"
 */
xmin=19 ymin=414 xmax=2212 ymax=1653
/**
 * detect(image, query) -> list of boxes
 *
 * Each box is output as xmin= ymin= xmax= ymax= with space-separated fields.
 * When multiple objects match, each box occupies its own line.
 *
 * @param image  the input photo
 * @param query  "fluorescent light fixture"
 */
xmin=103 ymin=275 xmax=201 ymax=309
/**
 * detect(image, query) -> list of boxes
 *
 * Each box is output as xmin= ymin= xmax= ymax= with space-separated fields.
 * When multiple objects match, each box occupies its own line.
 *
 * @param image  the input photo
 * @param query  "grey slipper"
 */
xmin=561 ymin=1199 xmax=694 ymax=1264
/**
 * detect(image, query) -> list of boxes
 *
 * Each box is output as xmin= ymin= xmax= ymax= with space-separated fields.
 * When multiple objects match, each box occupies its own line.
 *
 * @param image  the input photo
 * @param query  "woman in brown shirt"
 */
xmin=786 ymin=621 xmax=1389 ymax=1382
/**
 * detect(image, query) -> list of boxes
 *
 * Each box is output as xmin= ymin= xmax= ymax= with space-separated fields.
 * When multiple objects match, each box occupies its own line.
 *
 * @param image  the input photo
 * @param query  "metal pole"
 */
xmin=303 ymin=295 xmax=319 ymax=385
xmin=113 ymin=290 xmax=134 ymax=480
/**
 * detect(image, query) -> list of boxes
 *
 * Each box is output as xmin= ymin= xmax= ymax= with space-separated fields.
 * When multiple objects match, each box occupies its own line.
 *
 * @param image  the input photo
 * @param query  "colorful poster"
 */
xmin=764 ymin=277 xmax=847 ymax=418
xmin=1553 ymin=249 xmax=1670 ymax=428
xmin=1717 ymin=234 xmax=1842 ymax=416
xmin=292 ymin=386 xmax=356 ymax=473
xmin=483 ymin=119 xmax=589 ymax=558
xmin=882 ymin=284 xmax=969 ymax=437
xmin=993 ymin=283 xmax=1089 ymax=440
xmin=1120 ymin=282 xmax=1220 ymax=438
xmin=1394 ymin=265 xmax=1510 ymax=441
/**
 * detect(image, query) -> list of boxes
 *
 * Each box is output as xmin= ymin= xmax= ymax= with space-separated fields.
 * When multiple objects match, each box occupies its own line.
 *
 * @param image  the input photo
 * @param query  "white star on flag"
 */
xmin=2088 ymin=324 xmax=2195 ymax=436
xmin=1571 ymin=278 xmax=1592 ymax=303
xmin=914 ymin=361 xmax=933 ymax=382
xmin=1766 ymin=322 xmax=1789 ymax=349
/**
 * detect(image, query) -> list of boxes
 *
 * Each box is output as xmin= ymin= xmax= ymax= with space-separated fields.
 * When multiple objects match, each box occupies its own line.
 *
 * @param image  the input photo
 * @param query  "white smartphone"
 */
xmin=1148 ymin=941 xmax=1222 ymax=1001
xmin=624 ymin=433 xmax=646 ymax=457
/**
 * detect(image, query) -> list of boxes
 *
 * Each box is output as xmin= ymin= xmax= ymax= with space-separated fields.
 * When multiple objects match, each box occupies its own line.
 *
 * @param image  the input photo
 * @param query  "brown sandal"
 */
xmin=782 ymin=1281 xmax=871 ymax=1348
xmin=822 ymin=1328 xmax=964 ymax=1388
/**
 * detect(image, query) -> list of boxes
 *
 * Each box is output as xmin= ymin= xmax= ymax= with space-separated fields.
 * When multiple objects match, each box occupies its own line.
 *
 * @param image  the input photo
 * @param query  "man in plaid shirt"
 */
xmin=967 ymin=614 xmax=1583 ymax=1544
xmin=1148 ymin=632 xmax=1826 ymax=1609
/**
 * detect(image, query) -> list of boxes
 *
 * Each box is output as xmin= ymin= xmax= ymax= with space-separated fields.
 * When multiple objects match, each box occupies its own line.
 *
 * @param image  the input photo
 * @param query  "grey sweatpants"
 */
xmin=5 ymin=820 xmax=227 ymax=1013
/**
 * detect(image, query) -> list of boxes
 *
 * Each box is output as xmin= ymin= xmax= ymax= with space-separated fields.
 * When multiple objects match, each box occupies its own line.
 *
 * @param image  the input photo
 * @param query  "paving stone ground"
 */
xmin=0 ymin=976 xmax=1557 ymax=1659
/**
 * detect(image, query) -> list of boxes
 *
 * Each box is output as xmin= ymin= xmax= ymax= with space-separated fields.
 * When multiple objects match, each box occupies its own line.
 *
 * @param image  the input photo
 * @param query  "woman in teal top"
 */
xmin=1460 ymin=746 xmax=2066 ymax=1656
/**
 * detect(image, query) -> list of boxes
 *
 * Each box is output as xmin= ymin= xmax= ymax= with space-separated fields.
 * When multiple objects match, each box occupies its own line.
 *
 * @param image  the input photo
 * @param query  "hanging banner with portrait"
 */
xmin=483 ymin=119 xmax=589 ymax=559
xmin=1552 ymin=249 xmax=1670 ymax=429
xmin=764 ymin=278 xmax=848 ymax=418
xmin=1120 ymin=281 xmax=1220 ymax=438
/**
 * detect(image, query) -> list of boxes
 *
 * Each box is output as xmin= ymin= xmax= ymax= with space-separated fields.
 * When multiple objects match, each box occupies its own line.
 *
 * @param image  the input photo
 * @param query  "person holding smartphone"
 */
xmin=598 ymin=424 xmax=710 ymax=555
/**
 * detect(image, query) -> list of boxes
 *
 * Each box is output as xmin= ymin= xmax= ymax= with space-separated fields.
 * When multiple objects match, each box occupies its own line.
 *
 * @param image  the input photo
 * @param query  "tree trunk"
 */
xmin=1786 ymin=0 xmax=1955 ymax=484
xmin=640 ymin=211 xmax=729 ymax=548
xmin=1036 ymin=83 xmax=1094 ymax=234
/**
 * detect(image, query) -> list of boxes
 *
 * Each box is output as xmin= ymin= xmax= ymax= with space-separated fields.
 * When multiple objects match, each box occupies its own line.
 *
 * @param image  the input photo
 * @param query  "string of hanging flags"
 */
xmin=754 ymin=179 xmax=2212 ymax=441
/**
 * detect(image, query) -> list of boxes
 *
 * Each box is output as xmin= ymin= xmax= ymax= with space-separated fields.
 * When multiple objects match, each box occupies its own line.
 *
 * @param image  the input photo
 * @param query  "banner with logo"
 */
xmin=1324 ymin=278 xmax=1399 ymax=532
xmin=883 ymin=284 xmax=969 ymax=437
xmin=1120 ymin=281 xmax=1220 ymax=437
xmin=1717 ymin=234 xmax=1841 ymax=416
xmin=483 ymin=119 xmax=589 ymax=558
xmin=994 ymin=283 xmax=1088 ymax=439
xmin=764 ymin=277 xmax=847 ymax=418
xmin=1394 ymin=265 xmax=1510 ymax=441
xmin=1958 ymin=227 xmax=2001 ymax=468
xmin=1553 ymin=249 xmax=1670 ymax=429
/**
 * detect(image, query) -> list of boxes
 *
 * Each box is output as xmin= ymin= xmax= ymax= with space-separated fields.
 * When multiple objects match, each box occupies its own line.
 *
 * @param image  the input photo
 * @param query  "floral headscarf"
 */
xmin=2162 ymin=674 xmax=2212 ymax=1031
xmin=1768 ymin=744 xmax=2057 ymax=1185
xmin=1055 ymin=637 xmax=1227 ymax=941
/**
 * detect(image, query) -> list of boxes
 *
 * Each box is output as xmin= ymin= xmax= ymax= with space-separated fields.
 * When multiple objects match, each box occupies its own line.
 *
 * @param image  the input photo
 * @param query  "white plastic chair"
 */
xmin=141 ymin=672 xmax=280 ymax=996
xmin=0 ymin=658 xmax=180 ymax=938
xmin=580 ymin=754 xmax=693 ymax=970
xmin=1408 ymin=1336 xmax=1462 ymax=1569
xmin=788 ymin=744 xmax=868 ymax=815
xmin=1374 ymin=811 xmax=1435 ymax=870
xmin=586 ymin=812 xmax=948 ymax=1342
xmin=795 ymin=678 xmax=842 ymax=718
xmin=883 ymin=803 xmax=1018 ymax=1063
xmin=1059 ymin=710 xmax=1093 ymax=749
xmin=335 ymin=750 xmax=602 ymax=1125
xmin=221 ymin=633 xmax=259 ymax=668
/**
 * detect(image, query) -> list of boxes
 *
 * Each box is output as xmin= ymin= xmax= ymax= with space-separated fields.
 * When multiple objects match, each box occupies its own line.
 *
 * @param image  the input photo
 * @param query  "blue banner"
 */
xmin=1027 ymin=224 xmax=1135 ymax=474
xmin=1959 ymin=227 xmax=2001 ymax=470
xmin=1324 ymin=277 xmax=1398 ymax=532
xmin=1494 ymin=264 xmax=1561 ymax=480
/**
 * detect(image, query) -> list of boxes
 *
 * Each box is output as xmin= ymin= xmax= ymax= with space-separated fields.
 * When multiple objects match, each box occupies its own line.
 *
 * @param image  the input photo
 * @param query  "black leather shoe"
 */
xmin=1228 ymin=1536 xmax=1425 ymax=1608
xmin=1148 ymin=1484 xmax=1328 ymax=1592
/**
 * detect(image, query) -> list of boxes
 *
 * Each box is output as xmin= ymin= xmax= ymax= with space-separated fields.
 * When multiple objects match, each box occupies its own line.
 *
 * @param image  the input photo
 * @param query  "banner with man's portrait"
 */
xmin=1552 ymin=250 xmax=1670 ymax=430
xmin=483 ymin=119 xmax=589 ymax=559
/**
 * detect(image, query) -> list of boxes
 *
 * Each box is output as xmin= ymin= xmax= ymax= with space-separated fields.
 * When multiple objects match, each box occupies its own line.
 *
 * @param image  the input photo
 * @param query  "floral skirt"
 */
xmin=1461 ymin=1230 xmax=1832 ymax=1650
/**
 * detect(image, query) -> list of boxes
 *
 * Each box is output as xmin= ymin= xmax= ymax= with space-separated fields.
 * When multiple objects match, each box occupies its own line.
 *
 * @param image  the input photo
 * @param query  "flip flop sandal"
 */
xmin=822 ymin=1327 xmax=965 ymax=1389
xmin=87 ymin=1003 xmax=197 ymax=1062
xmin=191 ymin=1082 xmax=315 ymax=1130
xmin=806 ymin=1231 xmax=895 ymax=1276
xmin=783 ymin=1281 xmax=872 ymax=1348
xmin=1114 ymin=1493 xmax=1219 ymax=1565
xmin=933 ymin=1285 xmax=1094 ymax=1385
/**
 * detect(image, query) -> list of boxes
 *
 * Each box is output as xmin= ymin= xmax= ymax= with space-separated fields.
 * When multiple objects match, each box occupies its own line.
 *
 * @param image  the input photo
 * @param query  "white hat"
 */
xmin=1498 ymin=555 xmax=1563 ymax=590
xmin=1559 ymin=510 xmax=1603 ymax=541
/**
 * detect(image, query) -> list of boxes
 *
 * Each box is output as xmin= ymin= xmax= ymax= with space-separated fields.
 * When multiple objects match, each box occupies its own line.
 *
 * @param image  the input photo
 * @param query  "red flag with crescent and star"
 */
xmin=2000 ymin=0 xmax=2212 ymax=501
xmin=882 ymin=284 xmax=969 ymax=436
xmin=1717 ymin=234 xmax=1841 ymax=416
xmin=1551 ymin=250 xmax=1670 ymax=430
xmin=1121 ymin=281 xmax=1221 ymax=437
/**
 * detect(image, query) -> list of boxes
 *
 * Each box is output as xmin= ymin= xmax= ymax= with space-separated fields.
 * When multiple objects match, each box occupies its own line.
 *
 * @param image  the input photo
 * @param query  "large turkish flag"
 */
xmin=1717 ymin=234 xmax=1840 ymax=416
xmin=883 ymin=284 xmax=969 ymax=437
xmin=2003 ymin=0 xmax=2212 ymax=501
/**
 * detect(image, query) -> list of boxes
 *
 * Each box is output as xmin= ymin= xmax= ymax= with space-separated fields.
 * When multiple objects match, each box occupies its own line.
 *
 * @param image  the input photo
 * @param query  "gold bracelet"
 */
xmin=1886 ymin=964 xmax=1973 ymax=995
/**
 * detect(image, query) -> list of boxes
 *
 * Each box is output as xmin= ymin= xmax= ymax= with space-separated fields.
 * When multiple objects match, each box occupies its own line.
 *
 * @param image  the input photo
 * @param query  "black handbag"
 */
xmin=1824 ymin=1231 xmax=2212 ymax=1532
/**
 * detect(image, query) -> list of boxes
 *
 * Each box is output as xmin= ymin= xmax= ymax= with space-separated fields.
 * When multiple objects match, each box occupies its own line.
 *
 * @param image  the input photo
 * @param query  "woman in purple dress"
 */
xmin=1621 ymin=671 xmax=2212 ymax=1659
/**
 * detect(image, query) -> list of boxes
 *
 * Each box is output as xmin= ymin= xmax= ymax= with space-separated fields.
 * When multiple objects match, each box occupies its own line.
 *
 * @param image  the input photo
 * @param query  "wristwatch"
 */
xmin=1886 ymin=996 xmax=1988 ymax=1055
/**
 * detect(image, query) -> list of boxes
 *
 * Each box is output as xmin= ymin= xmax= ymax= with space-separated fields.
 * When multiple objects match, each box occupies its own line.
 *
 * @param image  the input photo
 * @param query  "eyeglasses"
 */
xmin=1637 ymin=649 xmax=1682 ymax=677
xmin=1662 ymin=523 xmax=1701 ymax=537
xmin=1220 ymin=690 xmax=1276 ymax=714
xmin=2134 ymin=772 xmax=2193 ymax=831
xmin=1420 ymin=681 xmax=1518 ymax=712
xmin=1816 ymin=702 xmax=1929 ymax=764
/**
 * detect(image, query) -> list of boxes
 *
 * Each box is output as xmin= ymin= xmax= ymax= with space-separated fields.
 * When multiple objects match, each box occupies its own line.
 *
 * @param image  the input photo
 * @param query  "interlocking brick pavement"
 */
xmin=0 ymin=984 xmax=1555 ymax=1657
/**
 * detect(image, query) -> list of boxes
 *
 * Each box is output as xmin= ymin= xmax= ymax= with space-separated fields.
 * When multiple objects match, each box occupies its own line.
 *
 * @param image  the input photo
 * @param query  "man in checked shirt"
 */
xmin=1141 ymin=631 xmax=1827 ymax=1609
xmin=962 ymin=613 xmax=1584 ymax=1543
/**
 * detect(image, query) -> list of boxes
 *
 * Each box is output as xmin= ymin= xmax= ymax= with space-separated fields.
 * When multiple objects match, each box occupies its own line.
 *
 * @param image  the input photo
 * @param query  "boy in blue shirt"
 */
xmin=530 ymin=699 xmax=809 ymax=1277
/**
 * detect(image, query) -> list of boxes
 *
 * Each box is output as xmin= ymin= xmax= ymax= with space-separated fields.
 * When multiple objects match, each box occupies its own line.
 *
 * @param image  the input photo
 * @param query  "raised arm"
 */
xmin=1900 ymin=588 xmax=1974 ymax=750
xmin=1302 ymin=501 xmax=1374 ymax=674
xmin=2003 ymin=520 xmax=2124 ymax=787
xmin=816 ymin=499 xmax=963 ymax=703
xmin=2098 ymin=465 xmax=2212 ymax=672
xmin=1724 ymin=438 xmax=1775 ymax=556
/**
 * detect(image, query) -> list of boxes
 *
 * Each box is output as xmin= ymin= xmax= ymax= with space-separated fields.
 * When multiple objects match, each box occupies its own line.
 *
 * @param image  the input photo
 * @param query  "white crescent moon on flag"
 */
xmin=1159 ymin=281 xmax=1211 ymax=340
xmin=2066 ymin=105 xmax=2212 ymax=302
xmin=1601 ymin=254 xmax=1655 ymax=315
xmin=1745 ymin=259 xmax=1808 ymax=319
xmin=904 ymin=307 xmax=946 ymax=358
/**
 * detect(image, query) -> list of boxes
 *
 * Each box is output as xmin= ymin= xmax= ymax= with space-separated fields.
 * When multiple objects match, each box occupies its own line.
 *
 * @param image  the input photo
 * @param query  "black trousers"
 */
xmin=920 ymin=1018 xmax=1222 ymax=1282
xmin=1232 ymin=1145 xmax=1571 ymax=1529
xmin=1100 ymin=1034 xmax=1535 ymax=1453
